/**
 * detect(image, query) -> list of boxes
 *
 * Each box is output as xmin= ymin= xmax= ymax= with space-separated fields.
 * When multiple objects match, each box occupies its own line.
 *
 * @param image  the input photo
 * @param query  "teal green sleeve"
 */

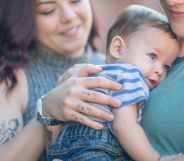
xmin=141 ymin=58 xmax=184 ymax=155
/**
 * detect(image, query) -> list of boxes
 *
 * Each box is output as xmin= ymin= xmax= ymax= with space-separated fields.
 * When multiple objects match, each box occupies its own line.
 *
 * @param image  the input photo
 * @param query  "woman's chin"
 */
xmin=171 ymin=22 xmax=184 ymax=39
xmin=61 ymin=46 xmax=85 ymax=58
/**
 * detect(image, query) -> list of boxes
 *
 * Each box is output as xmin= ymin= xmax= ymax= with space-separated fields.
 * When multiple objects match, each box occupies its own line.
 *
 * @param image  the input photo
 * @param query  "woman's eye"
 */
xmin=40 ymin=9 xmax=55 ymax=15
xmin=37 ymin=4 xmax=56 ymax=15
xmin=148 ymin=53 xmax=157 ymax=61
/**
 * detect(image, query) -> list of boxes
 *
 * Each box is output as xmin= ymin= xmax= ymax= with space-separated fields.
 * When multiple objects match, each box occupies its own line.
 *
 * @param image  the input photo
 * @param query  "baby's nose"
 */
xmin=154 ymin=64 xmax=164 ymax=78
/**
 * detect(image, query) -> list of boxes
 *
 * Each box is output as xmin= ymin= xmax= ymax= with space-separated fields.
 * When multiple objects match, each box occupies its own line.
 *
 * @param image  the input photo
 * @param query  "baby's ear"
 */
xmin=109 ymin=36 xmax=126 ymax=59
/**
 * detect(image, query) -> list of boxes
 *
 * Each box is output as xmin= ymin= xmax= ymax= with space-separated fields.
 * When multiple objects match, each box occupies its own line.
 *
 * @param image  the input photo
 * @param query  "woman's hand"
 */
xmin=43 ymin=64 xmax=122 ymax=129
xmin=159 ymin=154 xmax=184 ymax=161
xmin=58 ymin=64 xmax=104 ymax=83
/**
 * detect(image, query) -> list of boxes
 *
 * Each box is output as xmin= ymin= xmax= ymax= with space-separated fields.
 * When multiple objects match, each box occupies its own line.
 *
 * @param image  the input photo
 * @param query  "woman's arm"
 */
xmin=0 ymin=70 xmax=47 ymax=161
xmin=0 ymin=119 xmax=46 ymax=161
xmin=0 ymin=91 xmax=46 ymax=161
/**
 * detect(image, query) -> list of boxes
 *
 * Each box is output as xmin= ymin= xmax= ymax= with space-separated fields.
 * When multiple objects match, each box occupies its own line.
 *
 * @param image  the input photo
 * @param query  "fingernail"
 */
xmin=96 ymin=124 xmax=104 ymax=129
xmin=113 ymin=99 xmax=121 ymax=107
xmin=96 ymin=66 xmax=103 ymax=71
xmin=107 ymin=114 xmax=114 ymax=121
xmin=115 ymin=83 xmax=122 ymax=90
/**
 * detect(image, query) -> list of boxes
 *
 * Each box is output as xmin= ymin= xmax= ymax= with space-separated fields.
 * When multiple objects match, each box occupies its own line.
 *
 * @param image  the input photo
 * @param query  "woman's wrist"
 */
xmin=36 ymin=95 xmax=65 ymax=148
xmin=34 ymin=118 xmax=57 ymax=150
xmin=31 ymin=119 xmax=48 ymax=149
xmin=37 ymin=95 xmax=65 ymax=126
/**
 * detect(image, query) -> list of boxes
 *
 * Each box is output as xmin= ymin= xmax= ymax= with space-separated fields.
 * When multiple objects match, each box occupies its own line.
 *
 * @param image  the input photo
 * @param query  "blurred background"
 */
xmin=91 ymin=0 xmax=163 ymax=53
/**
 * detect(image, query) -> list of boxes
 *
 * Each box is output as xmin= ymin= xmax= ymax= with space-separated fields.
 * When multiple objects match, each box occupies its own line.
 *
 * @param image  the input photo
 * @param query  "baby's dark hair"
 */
xmin=106 ymin=5 xmax=177 ymax=62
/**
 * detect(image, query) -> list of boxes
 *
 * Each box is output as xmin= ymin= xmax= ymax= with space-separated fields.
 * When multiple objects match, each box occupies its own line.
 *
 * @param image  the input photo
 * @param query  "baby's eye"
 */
xmin=148 ymin=53 xmax=157 ymax=61
xmin=70 ymin=0 xmax=82 ymax=4
xmin=164 ymin=65 xmax=171 ymax=72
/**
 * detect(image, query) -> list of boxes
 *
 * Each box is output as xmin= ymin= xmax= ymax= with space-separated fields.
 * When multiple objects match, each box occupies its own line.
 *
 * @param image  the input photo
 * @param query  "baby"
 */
xmin=47 ymin=5 xmax=179 ymax=161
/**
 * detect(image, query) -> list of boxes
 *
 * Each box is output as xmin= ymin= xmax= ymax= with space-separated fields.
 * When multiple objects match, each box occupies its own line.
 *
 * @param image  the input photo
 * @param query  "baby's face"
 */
xmin=124 ymin=25 xmax=179 ymax=89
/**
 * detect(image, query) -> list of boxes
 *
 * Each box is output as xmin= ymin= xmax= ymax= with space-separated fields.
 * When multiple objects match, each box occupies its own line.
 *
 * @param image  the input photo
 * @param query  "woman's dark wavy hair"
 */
xmin=0 ymin=0 xmax=36 ymax=91
xmin=88 ymin=2 xmax=99 ymax=51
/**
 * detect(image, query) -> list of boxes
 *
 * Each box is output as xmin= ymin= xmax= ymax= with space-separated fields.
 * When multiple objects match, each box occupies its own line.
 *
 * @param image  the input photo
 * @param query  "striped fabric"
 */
xmin=98 ymin=63 xmax=149 ymax=108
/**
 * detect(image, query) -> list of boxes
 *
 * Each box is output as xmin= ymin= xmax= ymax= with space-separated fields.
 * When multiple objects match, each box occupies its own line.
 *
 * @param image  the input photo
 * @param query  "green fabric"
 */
xmin=141 ymin=57 xmax=184 ymax=155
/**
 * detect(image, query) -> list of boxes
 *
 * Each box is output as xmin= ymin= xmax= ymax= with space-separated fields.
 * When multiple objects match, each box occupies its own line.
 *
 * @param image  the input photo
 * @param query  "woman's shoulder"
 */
xmin=0 ymin=69 xmax=26 ymax=144
xmin=0 ymin=69 xmax=28 ymax=114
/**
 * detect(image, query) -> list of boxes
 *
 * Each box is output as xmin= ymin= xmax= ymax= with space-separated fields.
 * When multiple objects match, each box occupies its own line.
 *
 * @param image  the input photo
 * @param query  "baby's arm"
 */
xmin=112 ymin=105 xmax=160 ymax=161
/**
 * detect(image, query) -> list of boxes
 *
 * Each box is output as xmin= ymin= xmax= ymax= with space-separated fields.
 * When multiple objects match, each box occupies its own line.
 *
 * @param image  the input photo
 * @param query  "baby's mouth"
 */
xmin=147 ymin=79 xmax=158 ymax=89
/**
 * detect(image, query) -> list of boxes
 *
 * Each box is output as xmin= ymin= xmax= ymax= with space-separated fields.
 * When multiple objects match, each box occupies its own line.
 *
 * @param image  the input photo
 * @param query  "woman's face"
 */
xmin=161 ymin=0 xmax=184 ymax=39
xmin=36 ymin=0 xmax=93 ymax=57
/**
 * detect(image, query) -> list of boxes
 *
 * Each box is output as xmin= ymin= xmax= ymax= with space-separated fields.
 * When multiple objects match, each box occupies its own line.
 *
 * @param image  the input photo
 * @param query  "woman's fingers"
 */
xmin=78 ymin=76 xmax=122 ymax=90
xmin=63 ymin=77 xmax=121 ymax=108
xmin=58 ymin=64 xmax=102 ymax=83
xmin=77 ymin=88 xmax=121 ymax=107
xmin=73 ymin=64 xmax=103 ymax=76
xmin=64 ymin=98 xmax=114 ymax=121
xmin=44 ymin=74 xmax=122 ymax=128
xmin=68 ymin=110 xmax=104 ymax=129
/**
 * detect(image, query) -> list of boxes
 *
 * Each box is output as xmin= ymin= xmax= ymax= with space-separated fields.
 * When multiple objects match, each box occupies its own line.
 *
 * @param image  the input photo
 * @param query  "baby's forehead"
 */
xmin=129 ymin=24 xmax=176 ymax=42
xmin=129 ymin=25 xmax=178 ymax=53
xmin=125 ymin=22 xmax=176 ymax=41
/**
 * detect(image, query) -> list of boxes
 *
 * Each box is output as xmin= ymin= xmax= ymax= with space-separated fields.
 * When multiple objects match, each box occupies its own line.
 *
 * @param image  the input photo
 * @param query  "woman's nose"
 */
xmin=60 ymin=5 xmax=76 ymax=23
